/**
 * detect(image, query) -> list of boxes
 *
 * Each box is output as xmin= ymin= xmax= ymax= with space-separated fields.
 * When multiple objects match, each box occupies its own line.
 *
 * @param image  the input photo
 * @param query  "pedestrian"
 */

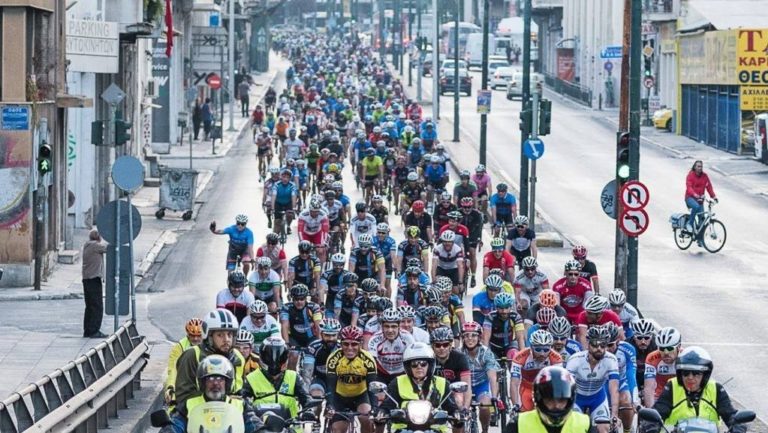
xmin=202 ymin=97 xmax=213 ymax=140
xmin=684 ymin=160 xmax=717 ymax=241
xmin=82 ymin=229 xmax=108 ymax=338
xmin=192 ymin=98 xmax=203 ymax=140
xmin=238 ymin=75 xmax=251 ymax=118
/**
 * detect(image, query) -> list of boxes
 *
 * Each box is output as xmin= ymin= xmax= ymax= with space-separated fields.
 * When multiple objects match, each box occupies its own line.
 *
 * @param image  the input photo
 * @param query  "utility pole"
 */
xmin=479 ymin=0 xmax=489 ymax=164
xmin=431 ymin=0 xmax=439 ymax=119
xmin=627 ymin=0 xmax=642 ymax=305
xmin=529 ymin=83 xmax=540 ymax=229
xmin=398 ymin=0 xmax=404 ymax=76
xmin=408 ymin=0 xmax=413 ymax=87
xmin=393 ymin=0 xmax=400 ymax=69
xmin=518 ymin=0 xmax=532 ymax=216
xmin=379 ymin=0 xmax=386 ymax=59
xmin=227 ymin=0 xmax=235 ymax=131
xmin=452 ymin=12 xmax=460 ymax=142
xmin=417 ymin=2 xmax=423 ymax=102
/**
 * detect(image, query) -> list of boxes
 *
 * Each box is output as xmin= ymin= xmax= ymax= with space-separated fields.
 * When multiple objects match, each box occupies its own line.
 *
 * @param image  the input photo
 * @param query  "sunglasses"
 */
xmin=589 ymin=341 xmax=607 ymax=349
xmin=433 ymin=342 xmax=452 ymax=349
xmin=553 ymin=336 xmax=567 ymax=341
xmin=237 ymin=223 xmax=246 ymax=227
xmin=410 ymin=360 xmax=429 ymax=368
xmin=659 ymin=346 xmax=677 ymax=353
xmin=487 ymin=287 xmax=501 ymax=292
xmin=681 ymin=371 xmax=703 ymax=377
xmin=524 ymin=267 xmax=536 ymax=272
xmin=250 ymin=314 xmax=266 ymax=321
xmin=463 ymin=332 xmax=479 ymax=338
xmin=342 ymin=341 xmax=360 ymax=347
xmin=566 ymin=272 xmax=580 ymax=277
xmin=532 ymin=346 xmax=551 ymax=353
xmin=516 ymin=225 xmax=526 ymax=228
xmin=635 ymin=335 xmax=651 ymax=341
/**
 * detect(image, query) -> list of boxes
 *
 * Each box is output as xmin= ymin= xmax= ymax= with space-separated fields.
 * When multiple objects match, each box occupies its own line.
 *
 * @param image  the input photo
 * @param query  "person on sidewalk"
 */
xmin=238 ymin=76 xmax=251 ymax=118
xmin=202 ymin=98 xmax=213 ymax=140
xmin=82 ymin=229 xmax=108 ymax=338
xmin=684 ymin=160 xmax=717 ymax=245
xmin=192 ymin=98 xmax=203 ymax=141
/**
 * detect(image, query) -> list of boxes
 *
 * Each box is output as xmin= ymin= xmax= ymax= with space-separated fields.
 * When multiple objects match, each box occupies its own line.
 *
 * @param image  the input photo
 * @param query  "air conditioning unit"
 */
xmin=147 ymin=79 xmax=160 ymax=98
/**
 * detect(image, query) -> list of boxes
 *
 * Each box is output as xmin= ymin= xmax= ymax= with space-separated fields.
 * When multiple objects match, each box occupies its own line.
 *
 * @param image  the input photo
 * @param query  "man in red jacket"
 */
xmin=685 ymin=160 xmax=717 ymax=241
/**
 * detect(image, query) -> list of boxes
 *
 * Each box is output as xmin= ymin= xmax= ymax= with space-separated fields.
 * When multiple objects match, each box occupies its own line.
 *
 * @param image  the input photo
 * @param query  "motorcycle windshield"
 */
xmin=673 ymin=417 xmax=720 ymax=433
xmin=187 ymin=401 xmax=245 ymax=433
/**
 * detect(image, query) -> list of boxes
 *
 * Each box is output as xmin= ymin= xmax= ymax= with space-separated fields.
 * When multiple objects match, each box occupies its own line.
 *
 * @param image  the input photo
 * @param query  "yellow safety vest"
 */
xmin=393 ymin=375 xmax=449 ymax=433
xmin=166 ymin=337 xmax=194 ymax=389
xmin=186 ymin=396 xmax=245 ymax=433
xmin=193 ymin=346 xmax=245 ymax=393
xmin=245 ymin=368 xmax=300 ymax=418
xmin=518 ymin=410 xmax=591 ymax=433
xmin=666 ymin=381 xmax=719 ymax=426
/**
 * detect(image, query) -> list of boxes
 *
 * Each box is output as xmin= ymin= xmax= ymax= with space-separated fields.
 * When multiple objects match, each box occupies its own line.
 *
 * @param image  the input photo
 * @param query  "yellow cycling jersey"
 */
xmin=325 ymin=348 xmax=377 ymax=397
xmin=361 ymin=156 xmax=383 ymax=177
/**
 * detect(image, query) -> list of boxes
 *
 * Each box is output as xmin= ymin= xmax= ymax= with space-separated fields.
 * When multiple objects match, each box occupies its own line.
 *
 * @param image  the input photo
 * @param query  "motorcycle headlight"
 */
xmin=406 ymin=400 xmax=433 ymax=425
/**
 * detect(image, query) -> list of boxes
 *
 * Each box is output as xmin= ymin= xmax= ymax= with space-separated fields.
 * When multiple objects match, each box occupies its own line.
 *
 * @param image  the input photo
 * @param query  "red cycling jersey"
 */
xmin=575 ymin=309 xmax=623 ymax=328
xmin=483 ymin=250 xmax=516 ymax=272
xmin=552 ymin=277 xmax=594 ymax=323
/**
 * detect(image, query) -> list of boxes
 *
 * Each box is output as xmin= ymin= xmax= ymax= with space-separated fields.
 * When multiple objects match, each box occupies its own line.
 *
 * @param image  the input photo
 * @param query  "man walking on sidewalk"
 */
xmin=82 ymin=229 xmax=108 ymax=338
xmin=238 ymin=75 xmax=251 ymax=118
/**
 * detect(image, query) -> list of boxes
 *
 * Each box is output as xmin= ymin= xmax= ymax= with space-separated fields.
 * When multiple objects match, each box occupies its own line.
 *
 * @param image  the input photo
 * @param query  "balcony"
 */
xmin=532 ymin=0 xmax=563 ymax=9
xmin=643 ymin=0 xmax=679 ymax=21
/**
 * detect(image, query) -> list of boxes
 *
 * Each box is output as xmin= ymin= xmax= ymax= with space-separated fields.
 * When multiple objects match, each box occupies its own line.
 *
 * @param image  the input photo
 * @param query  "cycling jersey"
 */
xmin=453 ymin=182 xmax=477 ymax=203
xmin=507 ymin=228 xmax=536 ymax=253
xmin=630 ymin=340 xmax=656 ymax=392
xmin=460 ymin=209 xmax=484 ymax=244
xmin=434 ymin=350 xmax=471 ymax=383
xmin=400 ymin=183 xmax=424 ymax=202
xmin=361 ymin=156 xmax=383 ymax=177
xmin=513 ymin=271 xmax=550 ymax=304
xmin=216 ymin=288 xmax=256 ymax=322
xmin=489 ymin=193 xmax=516 ymax=216
xmin=305 ymin=340 xmax=338 ymax=384
xmin=256 ymin=244 xmax=286 ymax=273
xmin=472 ymin=291 xmax=497 ymax=323
xmin=334 ymin=293 xmax=364 ymax=326
xmin=370 ymin=206 xmax=389 ymax=224
xmin=319 ymin=269 xmax=349 ymax=311
xmin=461 ymin=345 xmax=500 ymax=387
xmin=223 ymin=225 xmax=254 ymax=248
xmin=552 ymin=278 xmax=594 ymax=323
xmin=566 ymin=350 xmax=619 ymax=420
xmin=349 ymin=213 xmax=377 ymax=241
xmin=325 ymin=349 xmax=377 ymax=398
xmin=611 ymin=341 xmax=637 ymax=394
xmin=392 ymin=166 xmax=410 ymax=185
xmin=471 ymin=174 xmax=491 ymax=196
xmin=483 ymin=311 xmax=525 ymax=354
xmin=396 ymin=239 xmax=430 ymax=266
xmin=239 ymin=315 xmax=280 ymax=349
xmin=432 ymin=243 xmax=463 ymax=270
xmin=272 ymin=181 xmax=297 ymax=205
xmin=279 ymin=302 xmax=322 ymax=346
xmin=322 ymin=199 xmax=344 ymax=222
xmin=297 ymin=209 xmax=329 ymax=243
xmin=363 ymin=316 xmax=381 ymax=337
xmin=616 ymin=303 xmax=640 ymax=338
xmin=432 ymin=204 xmax=458 ymax=232
xmin=367 ymin=331 xmax=415 ymax=376
xmin=484 ymin=251 xmax=516 ymax=274
xmin=349 ymin=247 xmax=385 ymax=280
xmin=283 ymin=138 xmax=306 ymax=159
xmin=554 ymin=339 xmax=583 ymax=363
xmin=373 ymin=235 xmax=396 ymax=272
xmin=644 ymin=350 xmax=676 ymax=400
xmin=575 ymin=310 xmax=623 ymax=330
xmin=247 ymin=269 xmax=281 ymax=301
xmin=511 ymin=348 xmax=563 ymax=384
xmin=578 ymin=259 xmax=599 ymax=283
xmin=287 ymin=255 xmax=321 ymax=290
xmin=438 ymin=224 xmax=469 ymax=250
xmin=424 ymin=164 xmax=446 ymax=183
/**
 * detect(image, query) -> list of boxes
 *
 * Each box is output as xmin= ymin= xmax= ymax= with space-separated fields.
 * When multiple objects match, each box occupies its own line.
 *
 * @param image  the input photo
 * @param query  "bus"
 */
xmin=440 ymin=21 xmax=481 ymax=57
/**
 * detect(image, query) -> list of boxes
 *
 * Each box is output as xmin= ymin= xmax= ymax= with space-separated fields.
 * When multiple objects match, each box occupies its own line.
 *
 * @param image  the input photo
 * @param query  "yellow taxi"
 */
xmin=652 ymin=108 xmax=673 ymax=131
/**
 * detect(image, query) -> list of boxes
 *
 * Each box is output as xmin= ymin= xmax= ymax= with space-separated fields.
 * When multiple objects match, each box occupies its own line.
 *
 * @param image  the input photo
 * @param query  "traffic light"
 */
xmin=115 ymin=113 xmax=132 ymax=146
xmin=538 ymin=98 xmax=551 ymax=136
xmin=91 ymin=120 xmax=105 ymax=146
xmin=644 ymin=57 xmax=652 ymax=77
xmin=519 ymin=108 xmax=532 ymax=132
xmin=38 ymin=142 xmax=52 ymax=175
xmin=617 ymin=132 xmax=630 ymax=181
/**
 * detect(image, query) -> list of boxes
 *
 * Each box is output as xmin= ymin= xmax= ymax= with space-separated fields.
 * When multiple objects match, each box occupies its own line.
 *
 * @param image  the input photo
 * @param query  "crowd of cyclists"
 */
xmin=159 ymin=28 xmax=748 ymax=433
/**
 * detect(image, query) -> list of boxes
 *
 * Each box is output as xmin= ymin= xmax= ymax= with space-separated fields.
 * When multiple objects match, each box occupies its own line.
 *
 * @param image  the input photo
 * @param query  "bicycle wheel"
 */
xmin=672 ymin=215 xmax=693 ymax=250
xmin=702 ymin=219 xmax=727 ymax=253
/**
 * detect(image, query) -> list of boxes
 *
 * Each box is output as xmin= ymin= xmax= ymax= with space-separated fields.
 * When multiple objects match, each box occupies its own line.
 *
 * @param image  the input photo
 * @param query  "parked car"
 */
xmin=506 ymin=71 xmax=544 ymax=99
xmin=490 ymin=66 xmax=517 ymax=89
xmin=652 ymin=108 xmax=673 ymax=131
xmin=440 ymin=69 xmax=472 ymax=96
xmin=440 ymin=59 xmax=469 ymax=77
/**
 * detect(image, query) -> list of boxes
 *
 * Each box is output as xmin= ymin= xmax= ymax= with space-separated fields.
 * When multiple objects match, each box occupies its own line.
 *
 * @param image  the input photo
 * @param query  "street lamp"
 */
xmin=452 ymin=4 xmax=459 ymax=142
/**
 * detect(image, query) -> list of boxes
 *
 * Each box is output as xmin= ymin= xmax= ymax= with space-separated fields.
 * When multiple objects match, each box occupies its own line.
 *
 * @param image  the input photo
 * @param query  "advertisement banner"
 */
xmin=477 ymin=90 xmax=491 ymax=114
xmin=679 ymin=30 xmax=737 ymax=85
xmin=737 ymin=29 xmax=768 ymax=110
xmin=556 ymin=48 xmax=575 ymax=81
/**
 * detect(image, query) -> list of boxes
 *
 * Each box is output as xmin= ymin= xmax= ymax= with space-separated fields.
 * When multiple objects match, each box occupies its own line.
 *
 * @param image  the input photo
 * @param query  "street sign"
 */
xmin=643 ymin=45 xmax=655 ymax=58
xmin=1 ymin=106 xmax=30 ymax=130
xmin=101 ymin=83 xmax=126 ymax=105
xmin=620 ymin=208 xmax=650 ymax=237
xmin=477 ymin=90 xmax=492 ymax=114
xmin=600 ymin=179 xmax=617 ymax=219
xmin=600 ymin=46 xmax=623 ymax=59
xmin=112 ymin=156 xmax=145 ymax=192
xmin=620 ymin=180 xmax=650 ymax=210
xmin=644 ymin=76 xmax=655 ymax=89
xmin=523 ymin=138 xmax=545 ymax=160
xmin=96 ymin=200 xmax=142 ymax=244
xmin=207 ymin=73 xmax=222 ymax=90
xmin=648 ymin=95 xmax=661 ymax=112
xmin=604 ymin=61 xmax=614 ymax=73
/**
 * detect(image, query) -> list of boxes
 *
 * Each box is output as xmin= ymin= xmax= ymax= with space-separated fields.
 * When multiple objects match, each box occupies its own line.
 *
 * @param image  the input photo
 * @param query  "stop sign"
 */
xmin=207 ymin=73 xmax=221 ymax=90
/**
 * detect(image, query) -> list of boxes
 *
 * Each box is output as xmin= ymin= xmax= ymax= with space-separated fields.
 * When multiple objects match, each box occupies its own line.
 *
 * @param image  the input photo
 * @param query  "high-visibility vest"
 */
xmin=245 ymin=368 xmax=300 ymax=419
xmin=392 ymin=375 xmax=449 ymax=433
xmin=518 ymin=410 xmax=591 ymax=433
xmin=666 ymin=380 xmax=719 ymax=426
xmin=186 ymin=396 xmax=245 ymax=433
xmin=193 ymin=346 xmax=245 ymax=393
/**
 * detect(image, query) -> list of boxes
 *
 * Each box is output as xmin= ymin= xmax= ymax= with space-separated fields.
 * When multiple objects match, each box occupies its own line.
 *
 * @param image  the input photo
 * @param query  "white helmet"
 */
xmin=407 ymin=172 xmax=418 ymax=181
xmin=440 ymin=230 xmax=456 ymax=242
xmin=380 ymin=308 xmax=402 ymax=323
xmin=514 ymin=215 xmax=529 ymax=226
xmin=397 ymin=305 xmax=416 ymax=319
xmin=202 ymin=309 xmax=239 ymax=338
xmin=530 ymin=329 xmax=554 ymax=346
xmin=235 ymin=214 xmax=248 ymax=224
xmin=584 ymin=295 xmax=610 ymax=314
xmin=608 ymin=289 xmax=627 ymax=306
xmin=248 ymin=300 xmax=268 ymax=315
xmin=403 ymin=342 xmax=435 ymax=363
xmin=655 ymin=326 xmax=682 ymax=348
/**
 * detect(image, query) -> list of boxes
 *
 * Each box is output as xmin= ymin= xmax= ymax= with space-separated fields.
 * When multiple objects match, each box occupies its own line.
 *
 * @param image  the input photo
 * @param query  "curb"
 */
xmin=136 ymin=231 xmax=176 ymax=277
xmin=0 ymin=292 xmax=82 ymax=302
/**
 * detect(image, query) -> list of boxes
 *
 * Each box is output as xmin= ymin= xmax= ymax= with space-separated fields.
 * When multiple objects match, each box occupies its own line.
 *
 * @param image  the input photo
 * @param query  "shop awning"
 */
xmin=687 ymin=0 xmax=768 ymax=30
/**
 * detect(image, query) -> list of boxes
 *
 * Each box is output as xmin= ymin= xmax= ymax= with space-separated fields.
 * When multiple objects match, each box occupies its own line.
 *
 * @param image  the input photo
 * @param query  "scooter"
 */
xmin=638 ymin=407 xmax=755 ymax=433
xmin=369 ymin=380 xmax=468 ymax=433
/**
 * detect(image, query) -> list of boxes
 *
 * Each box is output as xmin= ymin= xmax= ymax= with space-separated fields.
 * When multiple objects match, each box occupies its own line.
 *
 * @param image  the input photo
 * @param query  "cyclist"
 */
xmin=418 ymin=305 xmax=451 ymax=334
xmin=506 ymin=215 xmax=538 ymax=265
xmin=210 ymin=215 xmax=255 ymax=275
xmin=399 ymin=172 xmax=426 ymax=216
xmin=360 ymin=148 xmax=384 ymax=201
xmin=271 ymin=169 xmax=298 ymax=235
xmin=514 ymin=256 xmax=550 ymax=314
xmin=216 ymin=271 xmax=255 ymax=323
xmin=370 ymin=195 xmax=389 ymax=224
xmin=326 ymin=326 xmax=377 ymax=433
xmin=235 ymin=330 xmax=260 ymax=377
xmin=525 ymin=289 xmax=567 ymax=330
xmin=471 ymin=165 xmax=492 ymax=219
xmin=453 ymin=170 xmax=478 ymax=205
xmin=255 ymin=127 xmax=273 ymax=181
xmin=239 ymin=300 xmax=280 ymax=351
xmin=367 ymin=308 xmax=415 ymax=384
xmin=439 ymin=211 xmax=470 ymax=255
xmin=399 ymin=304 xmax=430 ymax=343
xmin=282 ymin=127 xmax=306 ymax=163
xmin=483 ymin=237 xmax=516 ymax=282
xmin=165 ymin=318 xmax=204 ymax=406
xmin=461 ymin=321 xmax=501 ymax=433
xmin=349 ymin=202 xmax=377 ymax=249
xmin=408 ymin=137 xmax=426 ymax=168
xmin=575 ymin=296 xmax=623 ymax=348
xmin=566 ymin=326 xmax=620 ymax=433
xmin=256 ymin=233 xmax=288 ymax=277
xmin=322 ymin=190 xmax=346 ymax=253
xmin=424 ymin=155 xmax=449 ymax=200
xmin=431 ymin=230 xmax=465 ymax=295
xmin=430 ymin=326 xmax=473 ymax=408
xmin=553 ymin=260 xmax=594 ymax=324
xmin=349 ymin=233 xmax=386 ymax=284
xmin=472 ymin=274 xmax=505 ymax=323
xmin=280 ymin=284 xmax=323 ymax=349
xmin=433 ymin=192 xmax=458 ymax=234
xmin=334 ymin=274 xmax=363 ymax=327
xmin=629 ymin=319 xmax=657 ymax=394
xmin=548 ymin=316 xmax=583 ymax=363
xmin=526 ymin=307 xmax=559 ymax=342
xmin=572 ymin=246 xmax=600 ymax=294
xmin=604 ymin=324 xmax=637 ymax=433
xmin=298 ymin=200 xmax=330 ymax=265
xmin=396 ymin=226 xmax=430 ymax=274
xmin=372 ymin=223 xmax=397 ymax=295
xmin=397 ymin=266 xmax=428 ymax=307
xmin=643 ymin=327 xmax=682 ymax=408
xmin=482 ymin=292 xmax=526 ymax=359
xmin=511 ymin=329 xmax=563 ymax=412
xmin=403 ymin=200 xmax=433 ymax=244
xmin=459 ymin=196 xmax=484 ymax=285
xmin=489 ymin=183 xmax=517 ymax=236
xmin=263 ymin=168 xmax=280 ymax=229
xmin=247 ymin=257 xmax=282 ymax=314
xmin=303 ymin=318 xmax=341 ymax=402
xmin=684 ymin=160 xmax=718 ymax=245
xmin=434 ymin=276 xmax=466 ymax=341
xmin=319 ymin=253 xmax=350 ymax=317
xmin=286 ymin=240 xmax=321 ymax=298
xmin=608 ymin=289 xmax=640 ymax=338
xmin=420 ymin=122 xmax=437 ymax=150
xmin=390 ymin=156 xmax=411 ymax=214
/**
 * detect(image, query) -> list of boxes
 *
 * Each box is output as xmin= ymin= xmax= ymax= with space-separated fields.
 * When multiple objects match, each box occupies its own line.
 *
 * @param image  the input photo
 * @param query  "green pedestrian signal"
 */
xmin=38 ymin=143 xmax=52 ymax=175
xmin=538 ymin=99 xmax=552 ymax=136
xmin=115 ymin=115 xmax=132 ymax=146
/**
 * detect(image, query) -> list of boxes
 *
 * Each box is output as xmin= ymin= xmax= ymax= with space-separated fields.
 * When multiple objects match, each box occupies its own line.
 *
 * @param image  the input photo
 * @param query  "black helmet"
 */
xmin=429 ymin=326 xmax=454 ymax=344
xmin=406 ymin=257 xmax=422 ymax=269
xmin=586 ymin=325 xmax=611 ymax=343
xmin=324 ymin=190 xmax=337 ymax=199
xmin=374 ymin=296 xmax=393 ymax=312
xmin=675 ymin=346 xmax=713 ymax=388
xmin=260 ymin=337 xmax=289 ymax=376
xmin=298 ymin=240 xmax=313 ymax=253
xmin=355 ymin=202 xmax=367 ymax=212
xmin=290 ymin=284 xmax=310 ymax=299
xmin=496 ymin=183 xmax=508 ymax=192
xmin=533 ymin=366 xmax=577 ymax=427
xmin=343 ymin=273 xmax=359 ymax=286
xmin=361 ymin=278 xmax=379 ymax=293
xmin=228 ymin=271 xmax=246 ymax=287
xmin=266 ymin=233 xmax=279 ymax=244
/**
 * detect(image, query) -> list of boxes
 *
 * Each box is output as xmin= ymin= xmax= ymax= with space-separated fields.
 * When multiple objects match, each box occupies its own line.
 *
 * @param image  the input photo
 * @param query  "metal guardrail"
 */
xmin=544 ymin=73 xmax=593 ymax=108
xmin=0 ymin=320 xmax=149 ymax=433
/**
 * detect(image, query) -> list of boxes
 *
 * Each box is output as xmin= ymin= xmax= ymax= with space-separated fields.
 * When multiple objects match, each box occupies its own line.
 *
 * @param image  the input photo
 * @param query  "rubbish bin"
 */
xmin=156 ymin=166 xmax=199 ymax=220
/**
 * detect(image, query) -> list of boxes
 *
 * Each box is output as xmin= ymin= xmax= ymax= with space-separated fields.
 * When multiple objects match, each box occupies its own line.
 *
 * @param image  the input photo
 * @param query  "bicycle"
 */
xmin=670 ymin=199 xmax=726 ymax=253
xmin=323 ymin=410 xmax=361 ymax=433
xmin=495 ymin=356 xmax=511 ymax=429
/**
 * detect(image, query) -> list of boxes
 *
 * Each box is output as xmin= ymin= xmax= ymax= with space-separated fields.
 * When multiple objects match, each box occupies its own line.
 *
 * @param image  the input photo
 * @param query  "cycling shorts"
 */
xmin=364 ymin=175 xmax=378 ymax=187
xmin=574 ymin=391 xmax=610 ymax=423
xmin=436 ymin=267 xmax=459 ymax=285
xmin=331 ymin=393 xmax=371 ymax=423
xmin=496 ymin=214 xmax=514 ymax=225
xmin=274 ymin=202 xmax=294 ymax=218
xmin=302 ymin=232 xmax=325 ymax=246
xmin=472 ymin=381 xmax=491 ymax=399
xmin=258 ymin=146 xmax=272 ymax=156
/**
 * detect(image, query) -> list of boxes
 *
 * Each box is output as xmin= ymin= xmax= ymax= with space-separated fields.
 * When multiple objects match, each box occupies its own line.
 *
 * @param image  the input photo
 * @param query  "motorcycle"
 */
xmin=254 ymin=399 xmax=322 ymax=433
xmin=638 ymin=407 xmax=755 ymax=433
xmin=369 ymin=380 xmax=469 ymax=433
xmin=151 ymin=401 xmax=245 ymax=433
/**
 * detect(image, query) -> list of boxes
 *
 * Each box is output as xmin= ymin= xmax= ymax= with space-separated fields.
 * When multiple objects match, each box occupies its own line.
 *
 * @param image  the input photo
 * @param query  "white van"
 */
xmin=465 ymin=33 xmax=495 ymax=69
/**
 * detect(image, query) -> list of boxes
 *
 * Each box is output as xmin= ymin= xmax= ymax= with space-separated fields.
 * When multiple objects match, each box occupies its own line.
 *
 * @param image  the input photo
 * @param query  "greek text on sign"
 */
xmin=66 ymin=19 xmax=119 ymax=73
xmin=620 ymin=180 xmax=650 ymax=210
xmin=737 ymin=30 xmax=768 ymax=84
xmin=620 ymin=209 xmax=649 ymax=237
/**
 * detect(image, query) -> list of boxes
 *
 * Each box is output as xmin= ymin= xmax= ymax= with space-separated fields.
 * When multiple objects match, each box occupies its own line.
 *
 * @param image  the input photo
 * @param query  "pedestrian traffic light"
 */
xmin=538 ymin=99 xmax=551 ymax=136
xmin=519 ymin=108 xmax=532 ymax=132
xmin=91 ymin=120 xmax=105 ymax=146
xmin=115 ymin=113 xmax=132 ymax=146
xmin=617 ymin=132 xmax=630 ymax=180
xmin=644 ymin=57 xmax=652 ymax=77
xmin=38 ymin=142 xmax=52 ymax=175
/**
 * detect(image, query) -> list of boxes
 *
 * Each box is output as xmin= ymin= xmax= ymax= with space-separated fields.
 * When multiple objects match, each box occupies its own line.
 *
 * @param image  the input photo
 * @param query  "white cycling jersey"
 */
xmin=409 ymin=326 xmax=431 ymax=344
xmin=432 ymin=243 xmax=463 ymax=270
xmin=247 ymin=269 xmax=281 ymax=300
xmin=322 ymin=200 xmax=344 ymax=221
xmin=618 ymin=302 xmax=640 ymax=326
xmin=239 ymin=314 xmax=280 ymax=347
xmin=513 ymin=270 xmax=549 ymax=299
xmin=298 ymin=209 xmax=328 ymax=235
xmin=565 ymin=350 xmax=619 ymax=397
xmin=350 ymin=214 xmax=377 ymax=243
xmin=283 ymin=138 xmax=305 ymax=159
xmin=364 ymin=316 xmax=381 ymax=336
xmin=367 ymin=331 xmax=415 ymax=375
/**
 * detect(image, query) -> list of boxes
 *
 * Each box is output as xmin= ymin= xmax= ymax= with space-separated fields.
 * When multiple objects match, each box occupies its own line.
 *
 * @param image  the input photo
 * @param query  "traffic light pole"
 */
xmin=417 ymin=4 xmax=423 ymax=102
xmin=408 ymin=0 xmax=413 ymax=87
xmin=529 ymin=85 xmax=540 ymax=230
xmin=479 ymin=0 xmax=489 ymax=165
xmin=452 ymin=14 xmax=460 ymax=142
xmin=518 ymin=0 xmax=532 ymax=217
xmin=431 ymin=0 xmax=439 ymax=120
xmin=627 ymin=0 xmax=642 ymax=305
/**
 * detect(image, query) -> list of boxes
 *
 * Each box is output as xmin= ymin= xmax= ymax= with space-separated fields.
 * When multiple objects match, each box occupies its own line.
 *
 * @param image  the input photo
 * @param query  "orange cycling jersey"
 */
xmin=275 ymin=122 xmax=289 ymax=136
xmin=644 ymin=350 xmax=676 ymax=399
xmin=511 ymin=348 xmax=563 ymax=411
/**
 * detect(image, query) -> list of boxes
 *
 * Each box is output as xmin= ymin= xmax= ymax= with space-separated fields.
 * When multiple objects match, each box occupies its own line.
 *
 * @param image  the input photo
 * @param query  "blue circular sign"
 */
xmin=523 ymin=138 xmax=545 ymax=160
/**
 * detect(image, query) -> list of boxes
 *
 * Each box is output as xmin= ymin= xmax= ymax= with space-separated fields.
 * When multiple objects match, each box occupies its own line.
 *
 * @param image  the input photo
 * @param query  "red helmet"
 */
xmin=412 ymin=200 xmax=425 ymax=212
xmin=536 ymin=307 xmax=558 ymax=326
xmin=462 ymin=321 xmax=482 ymax=334
xmin=572 ymin=245 xmax=588 ymax=259
xmin=339 ymin=326 xmax=364 ymax=342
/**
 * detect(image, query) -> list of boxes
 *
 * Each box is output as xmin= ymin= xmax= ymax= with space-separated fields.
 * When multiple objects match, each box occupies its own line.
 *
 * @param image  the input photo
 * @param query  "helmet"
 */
xmin=572 ymin=245 xmax=588 ymax=259
xmin=290 ymin=284 xmax=310 ymax=299
xmin=355 ymin=202 xmax=367 ymax=212
xmin=406 ymin=258 xmax=423 ymax=269
xmin=405 ymin=266 xmax=421 ymax=277
xmin=298 ymin=240 xmax=313 ymax=253
xmin=485 ymin=274 xmax=504 ymax=290
xmin=196 ymin=354 xmax=235 ymax=396
xmin=343 ymin=273 xmax=359 ymax=286
xmin=604 ymin=322 xmax=621 ymax=342
xmin=256 ymin=257 xmax=272 ymax=269
xmin=406 ymin=226 xmax=421 ymax=238
xmin=440 ymin=191 xmax=452 ymax=202
xmin=235 ymin=214 xmax=249 ymax=224
xmin=320 ymin=318 xmax=342 ymax=334
xmin=377 ymin=222 xmax=390 ymax=233
xmin=533 ymin=366 xmax=577 ymax=427
xmin=332 ymin=181 xmax=343 ymax=190
xmin=586 ymin=326 xmax=611 ymax=343
xmin=407 ymin=172 xmax=419 ymax=181
xmin=248 ymin=300 xmax=268 ymax=315
xmin=460 ymin=197 xmax=474 ymax=207
xmin=397 ymin=305 xmax=416 ymax=319
xmin=361 ymin=278 xmax=379 ymax=293
xmin=423 ymin=287 xmax=442 ymax=305
xmin=631 ymin=319 xmax=657 ymax=338
xmin=514 ymin=215 xmax=529 ymax=226
xmin=494 ymin=292 xmax=515 ymax=309
xmin=429 ymin=326 xmax=454 ymax=344
xmin=185 ymin=318 xmax=204 ymax=337
xmin=655 ymin=326 xmax=682 ymax=348
xmin=584 ymin=295 xmax=609 ymax=314
xmin=539 ymin=290 xmax=559 ymax=308
xmin=260 ymin=337 xmax=289 ymax=376
xmin=490 ymin=237 xmax=504 ymax=250
xmin=380 ymin=308 xmax=401 ymax=323
xmin=202 ymin=309 xmax=239 ymax=339
xmin=375 ymin=297 xmax=393 ymax=312
xmin=309 ymin=199 xmax=321 ymax=210
xmin=536 ymin=307 xmax=558 ymax=326
xmin=421 ymin=306 xmax=444 ymax=321
xmin=675 ymin=346 xmax=713 ymax=387
xmin=548 ymin=317 xmax=572 ymax=339
xmin=324 ymin=190 xmax=337 ymax=199
xmin=236 ymin=329 xmax=254 ymax=346
xmin=269 ymin=166 xmax=280 ymax=174
xmin=447 ymin=211 xmax=462 ymax=220
xmin=462 ymin=321 xmax=482 ymax=335
xmin=339 ymin=326 xmax=364 ymax=342
xmin=331 ymin=253 xmax=346 ymax=264
xmin=475 ymin=164 xmax=486 ymax=173
xmin=564 ymin=260 xmax=581 ymax=272
xmin=522 ymin=256 xmax=538 ymax=268
xmin=228 ymin=271 xmax=246 ymax=287
xmin=459 ymin=170 xmax=470 ymax=179
xmin=496 ymin=183 xmax=508 ymax=192
xmin=358 ymin=233 xmax=373 ymax=248
xmin=530 ymin=330 xmax=554 ymax=347
xmin=440 ymin=230 xmax=456 ymax=242
xmin=608 ymin=289 xmax=626 ymax=306
xmin=266 ymin=233 xmax=279 ymax=244
xmin=403 ymin=342 xmax=435 ymax=376
xmin=433 ymin=276 xmax=453 ymax=294
xmin=372 ymin=195 xmax=383 ymax=203
xmin=412 ymin=200 xmax=425 ymax=212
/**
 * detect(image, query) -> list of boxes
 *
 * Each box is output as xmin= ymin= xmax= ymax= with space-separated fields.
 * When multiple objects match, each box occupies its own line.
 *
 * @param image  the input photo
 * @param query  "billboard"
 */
xmin=737 ymin=29 xmax=768 ymax=110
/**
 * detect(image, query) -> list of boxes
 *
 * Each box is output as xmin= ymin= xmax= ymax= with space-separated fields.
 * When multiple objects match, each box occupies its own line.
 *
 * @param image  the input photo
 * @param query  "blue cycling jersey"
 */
xmin=397 ymin=272 xmax=431 ymax=288
xmin=489 ymin=193 xmax=517 ymax=215
xmin=223 ymin=225 xmax=254 ymax=246
xmin=338 ymin=194 xmax=351 ymax=207
xmin=425 ymin=164 xmax=445 ymax=182
xmin=472 ymin=292 xmax=495 ymax=321
xmin=272 ymin=181 xmax=296 ymax=205
xmin=420 ymin=128 xmax=437 ymax=141
xmin=373 ymin=236 xmax=396 ymax=260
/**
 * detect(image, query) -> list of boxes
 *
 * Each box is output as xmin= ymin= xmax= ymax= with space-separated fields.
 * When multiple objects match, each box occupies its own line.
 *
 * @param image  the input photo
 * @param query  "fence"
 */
xmin=544 ymin=73 xmax=593 ymax=108
xmin=0 ymin=320 xmax=148 ymax=433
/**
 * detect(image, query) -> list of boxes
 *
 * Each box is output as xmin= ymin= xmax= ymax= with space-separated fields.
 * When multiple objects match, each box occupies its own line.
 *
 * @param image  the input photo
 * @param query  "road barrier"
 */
xmin=544 ymin=73 xmax=593 ymax=108
xmin=0 ymin=320 xmax=149 ymax=433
